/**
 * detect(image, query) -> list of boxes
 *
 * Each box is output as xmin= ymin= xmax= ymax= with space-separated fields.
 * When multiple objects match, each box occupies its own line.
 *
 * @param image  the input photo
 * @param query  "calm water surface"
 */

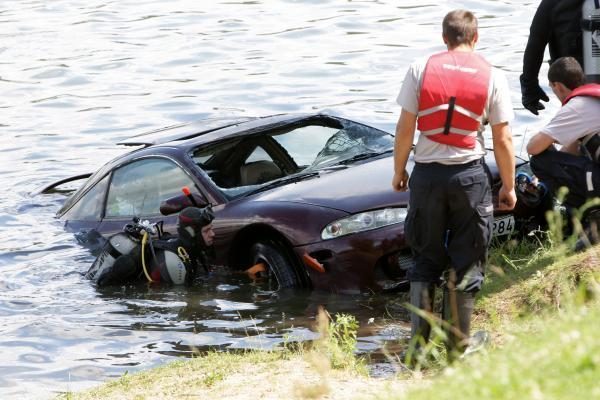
xmin=1 ymin=1 xmax=558 ymax=398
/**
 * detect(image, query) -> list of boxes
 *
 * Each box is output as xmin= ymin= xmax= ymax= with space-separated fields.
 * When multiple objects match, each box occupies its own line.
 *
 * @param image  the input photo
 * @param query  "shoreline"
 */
xmin=61 ymin=242 xmax=600 ymax=400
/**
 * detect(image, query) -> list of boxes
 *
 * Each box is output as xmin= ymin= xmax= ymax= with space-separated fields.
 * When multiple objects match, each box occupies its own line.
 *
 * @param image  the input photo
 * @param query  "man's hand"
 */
xmin=491 ymin=121 xmax=516 ymax=211
xmin=520 ymin=75 xmax=549 ymax=115
xmin=392 ymin=170 xmax=409 ymax=192
xmin=498 ymin=185 xmax=517 ymax=211
xmin=392 ymin=109 xmax=416 ymax=192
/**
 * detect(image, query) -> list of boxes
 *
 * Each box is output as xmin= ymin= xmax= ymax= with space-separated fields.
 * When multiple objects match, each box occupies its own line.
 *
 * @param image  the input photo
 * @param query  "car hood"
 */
xmin=247 ymin=156 xmax=409 ymax=214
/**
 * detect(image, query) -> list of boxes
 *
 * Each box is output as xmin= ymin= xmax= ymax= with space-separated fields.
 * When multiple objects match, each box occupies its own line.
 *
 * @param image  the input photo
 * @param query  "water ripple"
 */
xmin=0 ymin=0 xmax=551 ymax=397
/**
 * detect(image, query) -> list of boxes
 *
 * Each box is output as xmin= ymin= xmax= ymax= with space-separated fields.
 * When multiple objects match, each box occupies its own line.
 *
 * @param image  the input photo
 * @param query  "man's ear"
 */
xmin=550 ymin=81 xmax=572 ymax=102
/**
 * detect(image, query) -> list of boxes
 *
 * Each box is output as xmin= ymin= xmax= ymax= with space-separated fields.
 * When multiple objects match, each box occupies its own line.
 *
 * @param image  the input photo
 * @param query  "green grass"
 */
xmin=478 ymin=235 xmax=599 ymax=332
xmin=382 ymin=231 xmax=600 ymax=400
xmin=58 ymin=351 xmax=285 ymax=400
xmin=391 ymin=300 xmax=600 ymax=400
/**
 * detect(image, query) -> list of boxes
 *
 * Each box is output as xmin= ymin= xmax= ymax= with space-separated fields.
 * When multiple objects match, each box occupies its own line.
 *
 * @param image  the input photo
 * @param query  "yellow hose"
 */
xmin=141 ymin=231 xmax=155 ymax=282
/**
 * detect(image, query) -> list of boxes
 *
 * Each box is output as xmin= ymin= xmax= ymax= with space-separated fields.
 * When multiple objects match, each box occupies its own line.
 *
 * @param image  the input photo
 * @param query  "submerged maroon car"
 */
xmin=48 ymin=113 xmax=533 ymax=293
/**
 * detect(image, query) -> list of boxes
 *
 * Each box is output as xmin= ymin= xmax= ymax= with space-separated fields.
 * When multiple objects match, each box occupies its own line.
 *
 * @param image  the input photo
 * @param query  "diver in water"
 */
xmin=172 ymin=205 xmax=216 ymax=281
xmin=86 ymin=205 xmax=215 ymax=287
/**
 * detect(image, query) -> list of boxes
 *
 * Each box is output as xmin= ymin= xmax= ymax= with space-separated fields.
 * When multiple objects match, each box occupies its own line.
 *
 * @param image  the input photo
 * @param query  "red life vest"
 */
xmin=562 ymin=83 xmax=600 ymax=163
xmin=417 ymin=51 xmax=491 ymax=149
xmin=563 ymin=83 xmax=600 ymax=105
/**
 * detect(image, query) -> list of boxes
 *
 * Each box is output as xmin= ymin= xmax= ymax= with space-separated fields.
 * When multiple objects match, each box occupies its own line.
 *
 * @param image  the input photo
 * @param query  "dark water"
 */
xmin=1 ymin=1 xmax=558 ymax=398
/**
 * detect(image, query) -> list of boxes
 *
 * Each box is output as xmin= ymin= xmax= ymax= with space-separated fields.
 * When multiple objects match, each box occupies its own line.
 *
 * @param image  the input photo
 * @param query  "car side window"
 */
xmin=105 ymin=158 xmax=199 ymax=218
xmin=62 ymin=174 xmax=110 ymax=221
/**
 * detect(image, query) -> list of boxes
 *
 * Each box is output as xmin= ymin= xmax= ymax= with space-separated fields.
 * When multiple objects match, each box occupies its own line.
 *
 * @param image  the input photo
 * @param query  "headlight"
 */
xmin=321 ymin=208 xmax=408 ymax=240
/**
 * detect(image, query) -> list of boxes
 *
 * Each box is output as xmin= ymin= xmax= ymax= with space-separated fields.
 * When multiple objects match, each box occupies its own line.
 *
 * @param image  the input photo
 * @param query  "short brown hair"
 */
xmin=442 ymin=10 xmax=478 ymax=48
xmin=548 ymin=57 xmax=585 ymax=90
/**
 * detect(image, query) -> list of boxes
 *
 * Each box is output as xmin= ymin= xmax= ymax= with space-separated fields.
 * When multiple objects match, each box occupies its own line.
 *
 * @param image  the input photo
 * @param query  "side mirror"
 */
xmin=160 ymin=191 xmax=208 ymax=216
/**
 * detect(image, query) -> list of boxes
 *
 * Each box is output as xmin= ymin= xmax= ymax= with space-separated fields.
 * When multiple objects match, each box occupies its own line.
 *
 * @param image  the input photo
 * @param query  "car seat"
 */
xmin=239 ymin=160 xmax=283 ymax=185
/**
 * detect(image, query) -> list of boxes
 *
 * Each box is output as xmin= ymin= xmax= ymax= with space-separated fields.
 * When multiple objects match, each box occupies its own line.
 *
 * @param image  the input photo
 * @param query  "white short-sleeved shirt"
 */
xmin=541 ymin=96 xmax=600 ymax=146
xmin=396 ymin=54 xmax=514 ymax=165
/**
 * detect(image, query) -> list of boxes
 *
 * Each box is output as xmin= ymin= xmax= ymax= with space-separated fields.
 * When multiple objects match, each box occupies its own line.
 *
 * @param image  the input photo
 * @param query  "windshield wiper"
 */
xmin=245 ymin=171 xmax=320 ymax=196
xmin=337 ymin=149 xmax=393 ymax=165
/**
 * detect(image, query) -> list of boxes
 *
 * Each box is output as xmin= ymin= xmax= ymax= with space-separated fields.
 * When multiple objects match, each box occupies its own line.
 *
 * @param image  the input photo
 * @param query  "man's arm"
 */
xmin=520 ymin=0 xmax=554 ymax=114
xmin=522 ymin=0 xmax=553 ymax=82
xmin=392 ymin=109 xmax=417 ymax=192
xmin=492 ymin=122 xmax=516 ymax=210
xmin=526 ymin=132 xmax=556 ymax=155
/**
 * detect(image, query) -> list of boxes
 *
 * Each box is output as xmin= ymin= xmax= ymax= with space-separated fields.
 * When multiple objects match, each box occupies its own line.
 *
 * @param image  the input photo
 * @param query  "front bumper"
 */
xmin=293 ymin=222 xmax=410 ymax=293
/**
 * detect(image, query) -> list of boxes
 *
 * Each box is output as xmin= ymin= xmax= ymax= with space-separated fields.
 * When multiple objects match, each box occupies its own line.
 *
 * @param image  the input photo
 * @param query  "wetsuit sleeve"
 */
xmin=522 ymin=0 xmax=555 ymax=82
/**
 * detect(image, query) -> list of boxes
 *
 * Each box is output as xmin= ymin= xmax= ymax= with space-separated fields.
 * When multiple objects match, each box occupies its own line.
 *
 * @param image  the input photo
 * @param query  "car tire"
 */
xmin=250 ymin=241 xmax=304 ymax=290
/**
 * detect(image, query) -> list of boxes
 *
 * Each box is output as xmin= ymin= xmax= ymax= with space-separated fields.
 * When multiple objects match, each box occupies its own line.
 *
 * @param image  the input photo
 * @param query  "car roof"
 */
xmin=117 ymin=116 xmax=256 ymax=146
xmin=116 ymin=113 xmax=329 ymax=147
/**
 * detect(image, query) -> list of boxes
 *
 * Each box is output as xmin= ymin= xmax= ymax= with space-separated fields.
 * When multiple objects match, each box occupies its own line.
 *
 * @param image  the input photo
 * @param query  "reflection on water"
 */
xmin=1 ymin=0 xmax=550 ymax=398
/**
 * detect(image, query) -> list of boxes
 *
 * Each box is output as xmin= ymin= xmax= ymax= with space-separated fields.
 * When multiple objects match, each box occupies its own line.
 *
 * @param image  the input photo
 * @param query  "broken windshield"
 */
xmin=191 ymin=118 xmax=394 ymax=199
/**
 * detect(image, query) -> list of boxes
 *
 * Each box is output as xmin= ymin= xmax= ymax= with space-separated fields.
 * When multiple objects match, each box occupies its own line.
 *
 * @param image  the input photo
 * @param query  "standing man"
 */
xmin=527 ymin=57 xmax=600 ymax=230
xmin=520 ymin=0 xmax=586 ymax=115
xmin=392 ymin=10 xmax=516 ymax=357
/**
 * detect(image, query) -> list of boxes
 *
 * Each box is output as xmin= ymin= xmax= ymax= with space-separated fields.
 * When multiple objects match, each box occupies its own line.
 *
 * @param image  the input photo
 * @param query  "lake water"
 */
xmin=0 ymin=1 xmax=559 ymax=398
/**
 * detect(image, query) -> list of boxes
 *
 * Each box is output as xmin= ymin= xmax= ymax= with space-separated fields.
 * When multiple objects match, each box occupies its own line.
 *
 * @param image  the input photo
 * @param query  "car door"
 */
xmin=96 ymin=157 xmax=204 ymax=235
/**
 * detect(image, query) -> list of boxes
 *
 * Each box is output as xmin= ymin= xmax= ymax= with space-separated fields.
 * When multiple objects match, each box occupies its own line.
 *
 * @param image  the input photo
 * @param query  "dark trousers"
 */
xmin=530 ymin=150 xmax=600 ymax=209
xmin=405 ymin=160 xmax=493 ymax=292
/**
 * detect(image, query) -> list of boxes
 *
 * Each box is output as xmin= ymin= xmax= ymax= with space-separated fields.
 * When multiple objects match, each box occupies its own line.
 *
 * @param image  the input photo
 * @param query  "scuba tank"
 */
xmin=582 ymin=0 xmax=600 ymax=82
xmin=144 ymin=239 xmax=190 ymax=285
xmin=85 ymin=230 xmax=141 ymax=286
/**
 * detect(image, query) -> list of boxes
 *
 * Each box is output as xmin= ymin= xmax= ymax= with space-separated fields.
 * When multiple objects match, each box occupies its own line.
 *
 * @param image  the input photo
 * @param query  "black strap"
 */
xmin=443 ymin=96 xmax=456 ymax=135
xmin=107 ymin=242 xmax=124 ymax=259
xmin=581 ymin=18 xmax=600 ymax=32
xmin=580 ymin=132 xmax=600 ymax=163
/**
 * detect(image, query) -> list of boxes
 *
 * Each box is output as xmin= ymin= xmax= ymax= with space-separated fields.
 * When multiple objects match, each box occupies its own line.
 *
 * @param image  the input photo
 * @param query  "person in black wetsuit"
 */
xmin=521 ymin=0 xmax=585 ymax=115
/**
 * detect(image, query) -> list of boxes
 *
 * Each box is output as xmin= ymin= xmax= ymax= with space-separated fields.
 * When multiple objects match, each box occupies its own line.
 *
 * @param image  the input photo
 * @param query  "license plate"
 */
xmin=492 ymin=214 xmax=515 ymax=237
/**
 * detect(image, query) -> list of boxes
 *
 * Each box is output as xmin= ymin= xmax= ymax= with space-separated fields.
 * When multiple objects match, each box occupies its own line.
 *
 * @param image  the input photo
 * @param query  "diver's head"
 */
xmin=177 ymin=206 xmax=215 ymax=249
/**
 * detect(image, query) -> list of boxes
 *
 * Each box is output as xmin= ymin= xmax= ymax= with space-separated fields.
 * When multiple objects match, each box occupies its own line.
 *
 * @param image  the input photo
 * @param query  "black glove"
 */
xmin=520 ymin=74 xmax=550 ymax=115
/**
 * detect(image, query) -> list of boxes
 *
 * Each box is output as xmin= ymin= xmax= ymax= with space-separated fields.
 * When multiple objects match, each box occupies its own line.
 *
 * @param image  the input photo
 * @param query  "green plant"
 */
xmin=313 ymin=307 xmax=366 ymax=372
xmin=401 ymin=303 xmax=450 ymax=372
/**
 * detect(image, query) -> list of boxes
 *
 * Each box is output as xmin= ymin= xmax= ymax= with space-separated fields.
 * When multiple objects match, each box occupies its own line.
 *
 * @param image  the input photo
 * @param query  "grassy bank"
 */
xmin=390 ymin=240 xmax=600 ymax=400
xmin=61 ymin=240 xmax=599 ymax=400
xmin=61 ymin=313 xmax=416 ymax=400
xmin=388 ymin=299 xmax=600 ymax=400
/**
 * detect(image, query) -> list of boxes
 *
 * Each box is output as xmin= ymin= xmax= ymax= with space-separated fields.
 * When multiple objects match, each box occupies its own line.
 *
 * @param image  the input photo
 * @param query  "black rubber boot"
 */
xmin=442 ymin=288 xmax=475 ymax=360
xmin=409 ymin=281 xmax=435 ymax=346
xmin=575 ymin=208 xmax=600 ymax=251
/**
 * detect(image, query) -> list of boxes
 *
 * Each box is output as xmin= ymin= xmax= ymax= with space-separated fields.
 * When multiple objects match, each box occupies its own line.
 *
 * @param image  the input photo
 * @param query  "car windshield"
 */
xmin=191 ymin=117 xmax=394 ymax=199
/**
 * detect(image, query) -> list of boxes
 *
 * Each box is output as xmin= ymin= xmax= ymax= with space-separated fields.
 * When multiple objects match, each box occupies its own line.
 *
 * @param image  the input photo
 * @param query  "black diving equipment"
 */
xmin=581 ymin=131 xmax=600 ymax=163
xmin=177 ymin=205 xmax=215 ymax=250
xmin=182 ymin=186 xmax=199 ymax=207
xmin=86 ymin=210 xmax=212 ymax=287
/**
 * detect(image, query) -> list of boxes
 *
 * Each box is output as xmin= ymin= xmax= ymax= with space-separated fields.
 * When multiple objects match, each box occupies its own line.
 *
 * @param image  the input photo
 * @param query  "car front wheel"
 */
xmin=250 ymin=241 xmax=304 ymax=290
